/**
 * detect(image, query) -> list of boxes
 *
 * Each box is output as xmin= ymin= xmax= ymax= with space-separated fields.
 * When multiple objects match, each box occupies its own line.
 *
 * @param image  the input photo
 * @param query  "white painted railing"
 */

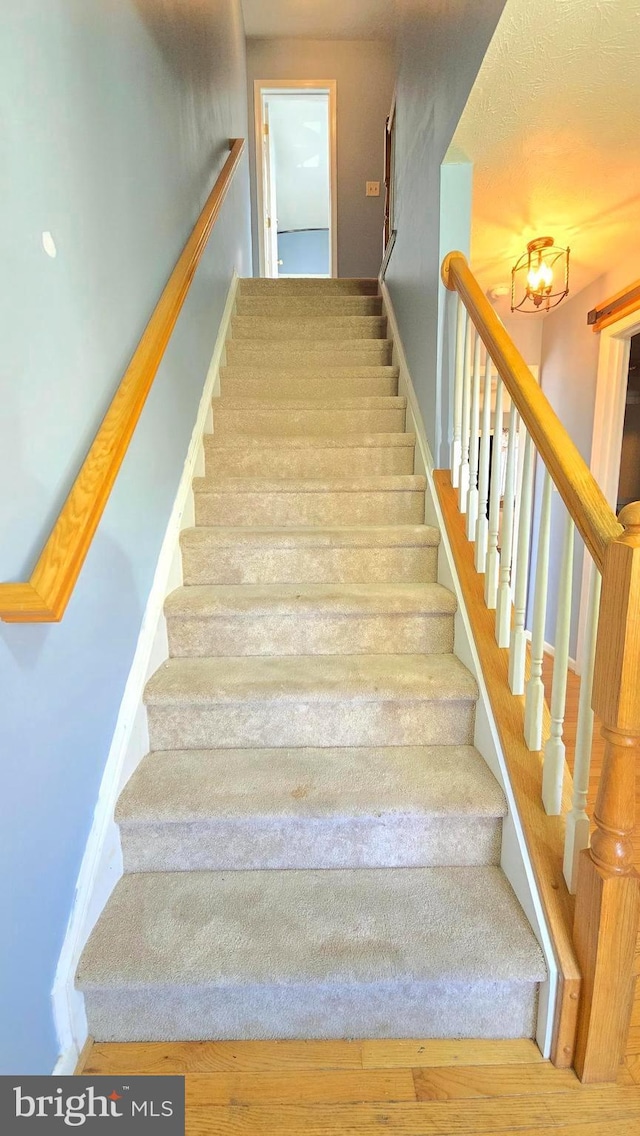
xmin=446 ymin=291 xmax=601 ymax=894
xmin=441 ymin=251 xmax=640 ymax=1085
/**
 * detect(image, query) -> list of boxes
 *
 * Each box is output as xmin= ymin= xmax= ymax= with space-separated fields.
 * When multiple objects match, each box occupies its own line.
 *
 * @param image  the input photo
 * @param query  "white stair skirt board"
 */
xmin=380 ymin=280 xmax=557 ymax=1057
xmin=51 ymin=272 xmax=240 ymax=1075
xmin=76 ymin=275 xmax=549 ymax=1052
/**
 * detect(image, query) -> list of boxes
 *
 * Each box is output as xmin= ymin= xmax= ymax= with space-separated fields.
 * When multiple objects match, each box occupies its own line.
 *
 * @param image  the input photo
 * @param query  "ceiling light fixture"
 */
xmin=511 ymin=236 xmax=570 ymax=314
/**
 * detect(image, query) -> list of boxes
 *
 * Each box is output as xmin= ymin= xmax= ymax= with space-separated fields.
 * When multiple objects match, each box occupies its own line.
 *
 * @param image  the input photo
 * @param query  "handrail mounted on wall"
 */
xmin=0 ymin=138 xmax=245 ymax=623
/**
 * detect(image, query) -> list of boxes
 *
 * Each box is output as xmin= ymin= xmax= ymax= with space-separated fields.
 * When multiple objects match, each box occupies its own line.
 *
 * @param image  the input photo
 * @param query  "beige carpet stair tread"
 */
xmin=226 ymin=342 xmax=393 ymax=363
xmin=77 ymin=866 xmax=544 ymax=1040
xmin=231 ymin=316 xmax=387 ymax=340
xmin=217 ymin=396 xmax=406 ymax=410
xmin=236 ymin=296 xmax=383 ymax=315
xmin=193 ymin=478 xmax=425 ymax=526
xmin=180 ymin=525 xmax=440 ymax=586
xmin=145 ymin=653 xmax=477 ymax=705
xmin=220 ymin=371 xmax=399 ymax=399
xmin=207 ymin=432 xmax=415 ymax=450
xmin=117 ymin=746 xmax=506 ymax=822
xmin=194 ymin=475 xmax=425 ymax=493
xmin=165 ymin=581 xmax=454 ymax=657
xmin=181 ymin=524 xmax=439 ymax=549
xmin=116 ymin=747 xmax=504 ymax=871
xmin=78 ymin=866 xmax=545 ymax=987
xmin=238 ymin=277 xmax=379 ymax=294
xmin=220 ymin=364 xmax=399 ymax=379
xmin=165 ymin=582 xmax=456 ymax=619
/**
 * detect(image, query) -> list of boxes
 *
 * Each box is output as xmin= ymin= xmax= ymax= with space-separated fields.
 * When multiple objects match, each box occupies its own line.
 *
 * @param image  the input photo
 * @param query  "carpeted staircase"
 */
xmin=77 ymin=277 xmax=545 ymax=1042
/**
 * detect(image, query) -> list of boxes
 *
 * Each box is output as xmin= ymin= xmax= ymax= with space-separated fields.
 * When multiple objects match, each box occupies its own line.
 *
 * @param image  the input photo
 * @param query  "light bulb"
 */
xmin=527 ymin=262 xmax=553 ymax=291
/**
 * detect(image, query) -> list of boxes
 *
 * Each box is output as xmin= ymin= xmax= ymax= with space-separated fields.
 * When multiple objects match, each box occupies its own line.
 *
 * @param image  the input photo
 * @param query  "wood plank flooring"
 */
xmin=81 ymin=1037 xmax=640 ymax=1133
xmin=77 ymin=664 xmax=640 ymax=1133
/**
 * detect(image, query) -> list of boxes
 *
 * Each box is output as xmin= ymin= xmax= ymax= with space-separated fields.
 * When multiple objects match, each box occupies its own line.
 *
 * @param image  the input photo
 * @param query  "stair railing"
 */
xmin=0 ymin=138 xmax=245 ymax=623
xmin=441 ymin=251 xmax=640 ymax=1083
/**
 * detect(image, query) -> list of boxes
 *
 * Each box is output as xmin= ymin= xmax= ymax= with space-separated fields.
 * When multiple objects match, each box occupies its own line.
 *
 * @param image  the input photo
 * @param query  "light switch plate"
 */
xmin=366 ymin=181 xmax=380 ymax=197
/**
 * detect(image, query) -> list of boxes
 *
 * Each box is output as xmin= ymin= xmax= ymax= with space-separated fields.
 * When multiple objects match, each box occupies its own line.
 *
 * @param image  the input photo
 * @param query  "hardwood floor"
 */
xmin=77 ymin=663 xmax=640 ymax=1133
xmin=80 ymin=1037 xmax=640 ymax=1133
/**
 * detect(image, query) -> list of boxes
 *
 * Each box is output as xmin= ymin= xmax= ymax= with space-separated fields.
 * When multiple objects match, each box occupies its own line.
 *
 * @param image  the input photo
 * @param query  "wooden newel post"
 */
xmin=573 ymin=501 xmax=640 ymax=1082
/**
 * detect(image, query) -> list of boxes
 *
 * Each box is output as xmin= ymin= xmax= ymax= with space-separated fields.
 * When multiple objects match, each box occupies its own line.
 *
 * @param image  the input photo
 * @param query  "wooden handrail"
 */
xmin=442 ymin=251 xmax=622 ymax=572
xmin=0 ymin=138 xmax=245 ymax=623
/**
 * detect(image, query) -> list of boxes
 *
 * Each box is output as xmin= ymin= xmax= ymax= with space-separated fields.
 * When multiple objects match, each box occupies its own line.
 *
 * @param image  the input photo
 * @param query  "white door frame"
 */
xmin=254 ymin=79 xmax=338 ymax=278
xmin=575 ymin=306 xmax=640 ymax=669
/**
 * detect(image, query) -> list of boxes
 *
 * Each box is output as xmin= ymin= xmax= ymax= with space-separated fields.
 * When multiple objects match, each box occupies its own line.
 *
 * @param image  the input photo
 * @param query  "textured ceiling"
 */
xmin=450 ymin=0 xmax=640 ymax=301
xmin=241 ymin=0 xmax=397 ymax=40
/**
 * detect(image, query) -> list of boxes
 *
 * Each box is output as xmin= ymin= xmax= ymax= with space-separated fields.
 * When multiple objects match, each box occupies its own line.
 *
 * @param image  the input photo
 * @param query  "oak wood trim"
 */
xmin=434 ymin=469 xmax=581 ymax=1068
xmin=588 ymin=277 xmax=640 ymax=333
xmin=74 ymin=1035 xmax=95 ymax=1075
xmin=441 ymin=253 xmax=622 ymax=572
xmin=573 ymin=502 xmax=640 ymax=1080
xmin=0 ymin=138 xmax=245 ymax=623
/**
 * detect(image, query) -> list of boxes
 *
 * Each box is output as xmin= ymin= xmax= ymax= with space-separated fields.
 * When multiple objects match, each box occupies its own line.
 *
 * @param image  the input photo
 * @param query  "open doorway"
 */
xmin=618 ymin=332 xmax=640 ymax=511
xmin=576 ymin=299 xmax=640 ymax=669
xmin=254 ymin=80 xmax=337 ymax=278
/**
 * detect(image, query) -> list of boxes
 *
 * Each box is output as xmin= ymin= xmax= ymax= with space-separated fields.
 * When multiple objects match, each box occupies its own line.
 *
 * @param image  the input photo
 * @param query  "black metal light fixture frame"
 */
xmin=511 ymin=236 xmax=570 ymax=313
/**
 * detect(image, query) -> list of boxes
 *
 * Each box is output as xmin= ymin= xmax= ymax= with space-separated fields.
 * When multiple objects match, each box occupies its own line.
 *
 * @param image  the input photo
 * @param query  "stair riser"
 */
xmin=146 ymin=699 xmax=475 ymax=751
xmin=194 ymin=490 xmax=425 ymax=527
xmin=181 ymin=544 xmax=438 ymax=586
xmin=213 ymin=408 xmax=406 ymax=435
xmin=226 ymin=344 xmax=392 ymax=366
xmin=120 ymin=816 xmax=501 ymax=872
xmin=83 ymin=980 xmax=537 ymax=1043
xmin=239 ymin=279 xmax=379 ymax=295
xmin=221 ymin=374 xmax=398 ymax=398
xmin=167 ymin=611 xmax=454 ymax=657
xmin=236 ymin=297 xmax=383 ymax=316
xmin=232 ymin=317 xmax=387 ymax=341
xmin=204 ymin=444 xmax=415 ymax=478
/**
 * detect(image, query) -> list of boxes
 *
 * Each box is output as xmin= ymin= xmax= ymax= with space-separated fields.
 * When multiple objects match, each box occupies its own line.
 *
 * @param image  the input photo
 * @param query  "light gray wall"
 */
xmin=247 ymin=38 xmax=395 ymax=278
xmin=0 ymin=0 xmax=251 ymax=1074
xmin=535 ymin=252 xmax=640 ymax=655
xmin=386 ymin=0 xmax=506 ymax=465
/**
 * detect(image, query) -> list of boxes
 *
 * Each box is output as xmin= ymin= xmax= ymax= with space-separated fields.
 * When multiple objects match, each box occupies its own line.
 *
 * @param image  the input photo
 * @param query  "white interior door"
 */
xmin=262 ymin=101 xmax=279 ymax=278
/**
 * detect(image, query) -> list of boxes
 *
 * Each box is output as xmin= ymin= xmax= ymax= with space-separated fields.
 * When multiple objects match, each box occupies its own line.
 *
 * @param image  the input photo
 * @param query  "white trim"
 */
xmin=254 ymin=79 xmax=338 ymax=279
xmin=381 ymin=280 xmax=558 ymax=1058
xmin=50 ymin=272 xmax=239 ymax=1074
xmin=576 ymin=306 xmax=639 ymax=668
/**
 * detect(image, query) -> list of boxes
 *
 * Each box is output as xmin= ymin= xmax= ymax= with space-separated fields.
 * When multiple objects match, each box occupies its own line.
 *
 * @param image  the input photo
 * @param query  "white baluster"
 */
xmin=524 ymin=469 xmax=553 ymax=751
xmin=451 ymin=299 xmax=466 ymax=490
xmin=495 ymin=402 xmax=519 ymax=647
xmin=484 ymin=376 xmax=504 ymax=609
xmin=459 ymin=316 xmax=473 ymax=514
xmin=508 ymin=431 xmax=534 ymax=694
xmin=466 ymin=333 xmax=482 ymax=540
xmin=475 ymin=357 xmax=493 ymax=572
xmin=563 ymin=567 xmax=602 ymax=892
xmin=542 ymin=510 xmax=575 ymax=815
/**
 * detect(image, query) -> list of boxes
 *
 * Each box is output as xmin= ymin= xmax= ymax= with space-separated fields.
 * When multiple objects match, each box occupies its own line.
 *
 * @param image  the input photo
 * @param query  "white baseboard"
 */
xmin=541 ymin=634 xmax=578 ymax=674
xmin=50 ymin=271 xmax=239 ymax=1074
xmin=380 ymin=281 xmax=557 ymax=1058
